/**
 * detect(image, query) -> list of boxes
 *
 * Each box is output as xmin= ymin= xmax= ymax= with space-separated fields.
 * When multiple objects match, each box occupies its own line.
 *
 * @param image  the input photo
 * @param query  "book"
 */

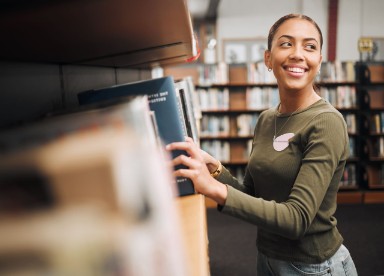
xmin=174 ymin=77 xmax=200 ymax=144
xmin=0 ymin=126 xmax=187 ymax=275
xmin=78 ymin=76 xmax=195 ymax=196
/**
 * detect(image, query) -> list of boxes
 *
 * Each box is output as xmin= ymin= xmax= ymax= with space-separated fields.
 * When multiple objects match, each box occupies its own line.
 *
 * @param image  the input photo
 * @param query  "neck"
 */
xmin=278 ymin=91 xmax=320 ymax=113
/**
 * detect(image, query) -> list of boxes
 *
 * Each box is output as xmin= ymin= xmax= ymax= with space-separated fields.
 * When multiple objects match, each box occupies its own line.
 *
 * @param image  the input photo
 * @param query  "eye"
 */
xmin=305 ymin=44 xmax=317 ymax=50
xmin=280 ymin=41 xmax=292 ymax=47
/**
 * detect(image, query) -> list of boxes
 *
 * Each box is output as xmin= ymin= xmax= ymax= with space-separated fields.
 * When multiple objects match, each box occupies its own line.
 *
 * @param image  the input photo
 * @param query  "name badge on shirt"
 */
xmin=273 ymin=133 xmax=294 ymax=152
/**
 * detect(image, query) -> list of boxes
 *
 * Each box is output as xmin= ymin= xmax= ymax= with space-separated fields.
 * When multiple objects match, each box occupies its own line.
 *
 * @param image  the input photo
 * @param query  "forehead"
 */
xmin=274 ymin=18 xmax=320 ymax=41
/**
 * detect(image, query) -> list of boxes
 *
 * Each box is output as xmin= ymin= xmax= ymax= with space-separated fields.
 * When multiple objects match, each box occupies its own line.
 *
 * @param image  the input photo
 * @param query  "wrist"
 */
xmin=210 ymin=160 xmax=222 ymax=178
xmin=211 ymin=182 xmax=228 ymax=206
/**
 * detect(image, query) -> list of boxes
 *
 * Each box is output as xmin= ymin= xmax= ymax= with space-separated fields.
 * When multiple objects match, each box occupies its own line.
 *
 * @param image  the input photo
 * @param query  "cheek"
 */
xmin=308 ymin=54 xmax=322 ymax=67
xmin=269 ymin=52 xmax=285 ymax=66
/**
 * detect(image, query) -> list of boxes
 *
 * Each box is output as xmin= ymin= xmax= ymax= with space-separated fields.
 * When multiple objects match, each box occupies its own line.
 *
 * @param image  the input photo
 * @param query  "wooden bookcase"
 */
xmin=0 ymin=1 xmax=210 ymax=273
xmin=356 ymin=62 xmax=384 ymax=199
xmin=0 ymin=0 xmax=197 ymax=68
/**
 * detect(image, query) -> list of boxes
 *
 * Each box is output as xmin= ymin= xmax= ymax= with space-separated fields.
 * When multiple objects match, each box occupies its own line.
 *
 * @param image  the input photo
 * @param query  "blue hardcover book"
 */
xmin=78 ymin=76 xmax=195 ymax=196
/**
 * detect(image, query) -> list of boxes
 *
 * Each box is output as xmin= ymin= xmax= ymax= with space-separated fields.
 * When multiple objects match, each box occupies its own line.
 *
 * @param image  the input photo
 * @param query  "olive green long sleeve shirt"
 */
xmin=217 ymin=99 xmax=348 ymax=263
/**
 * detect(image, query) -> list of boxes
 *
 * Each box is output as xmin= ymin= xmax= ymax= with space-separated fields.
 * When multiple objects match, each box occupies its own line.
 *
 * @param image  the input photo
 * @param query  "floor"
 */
xmin=206 ymin=203 xmax=384 ymax=276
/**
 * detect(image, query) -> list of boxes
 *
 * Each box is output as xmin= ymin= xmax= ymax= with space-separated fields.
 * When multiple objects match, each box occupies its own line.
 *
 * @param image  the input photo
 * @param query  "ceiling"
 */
xmin=188 ymin=0 xmax=220 ymax=20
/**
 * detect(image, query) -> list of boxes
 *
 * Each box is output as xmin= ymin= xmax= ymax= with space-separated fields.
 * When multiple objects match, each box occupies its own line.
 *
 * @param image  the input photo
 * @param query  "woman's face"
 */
xmin=264 ymin=18 xmax=322 ymax=93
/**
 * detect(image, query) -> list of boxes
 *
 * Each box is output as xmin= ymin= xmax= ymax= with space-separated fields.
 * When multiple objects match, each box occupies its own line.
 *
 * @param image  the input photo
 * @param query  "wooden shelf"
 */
xmin=337 ymin=191 xmax=363 ymax=204
xmin=339 ymin=185 xmax=359 ymax=191
xmin=200 ymin=135 xmax=253 ymax=140
xmin=363 ymin=191 xmax=384 ymax=203
xmin=198 ymin=83 xmax=278 ymax=88
xmin=369 ymin=157 xmax=384 ymax=162
xmin=316 ymin=81 xmax=357 ymax=86
xmin=175 ymin=194 xmax=210 ymax=276
xmin=201 ymin=109 xmax=266 ymax=114
xmin=0 ymin=0 xmax=197 ymax=68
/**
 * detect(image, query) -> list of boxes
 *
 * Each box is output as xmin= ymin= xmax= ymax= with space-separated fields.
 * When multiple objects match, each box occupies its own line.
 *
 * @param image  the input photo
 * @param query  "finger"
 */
xmin=171 ymin=154 xmax=201 ymax=169
xmin=166 ymin=141 xmax=200 ymax=159
xmin=173 ymin=168 xmax=193 ymax=179
xmin=166 ymin=141 xmax=188 ymax=150
xmin=185 ymin=136 xmax=194 ymax=143
xmin=168 ymin=136 xmax=196 ymax=150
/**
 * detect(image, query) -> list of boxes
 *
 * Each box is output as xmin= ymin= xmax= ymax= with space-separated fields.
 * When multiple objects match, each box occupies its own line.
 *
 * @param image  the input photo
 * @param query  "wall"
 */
xmin=0 ymin=61 xmax=150 ymax=129
xmin=216 ymin=0 xmax=384 ymax=62
xmin=216 ymin=0 xmax=328 ymax=62
xmin=338 ymin=0 xmax=384 ymax=61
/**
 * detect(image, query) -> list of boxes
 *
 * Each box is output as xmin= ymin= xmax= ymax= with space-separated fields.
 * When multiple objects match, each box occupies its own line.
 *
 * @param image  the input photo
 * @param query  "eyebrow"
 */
xmin=277 ymin=35 xmax=319 ymax=44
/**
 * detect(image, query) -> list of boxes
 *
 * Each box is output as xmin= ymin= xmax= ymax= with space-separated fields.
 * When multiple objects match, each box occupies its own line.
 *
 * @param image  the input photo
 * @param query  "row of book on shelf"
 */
xmin=317 ymin=86 xmax=357 ymax=109
xmin=339 ymin=163 xmax=357 ymax=188
xmin=371 ymin=137 xmax=384 ymax=157
xmin=197 ymin=61 xmax=355 ymax=85
xmin=343 ymin=114 xmax=357 ymax=134
xmin=197 ymin=85 xmax=357 ymax=112
xmin=370 ymin=112 xmax=384 ymax=134
xmin=197 ymin=87 xmax=280 ymax=111
xmin=378 ymin=164 xmax=384 ymax=185
xmin=0 ymin=75 xmax=203 ymax=275
xmin=200 ymin=114 xmax=259 ymax=137
xmin=200 ymin=139 xmax=253 ymax=164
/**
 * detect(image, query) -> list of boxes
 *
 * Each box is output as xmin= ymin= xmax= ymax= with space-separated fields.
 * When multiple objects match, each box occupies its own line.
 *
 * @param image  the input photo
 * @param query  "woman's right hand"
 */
xmin=166 ymin=137 xmax=227 ymax=205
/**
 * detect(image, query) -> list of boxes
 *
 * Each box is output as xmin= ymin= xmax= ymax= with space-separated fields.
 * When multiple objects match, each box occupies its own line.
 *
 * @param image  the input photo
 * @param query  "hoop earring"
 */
xmin=268 ymin=68 xmax=272 ymax=72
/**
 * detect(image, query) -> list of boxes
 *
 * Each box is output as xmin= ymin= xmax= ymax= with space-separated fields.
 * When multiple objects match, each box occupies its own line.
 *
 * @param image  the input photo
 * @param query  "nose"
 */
xmin=289 ymin=46 xmax=304 ymax=61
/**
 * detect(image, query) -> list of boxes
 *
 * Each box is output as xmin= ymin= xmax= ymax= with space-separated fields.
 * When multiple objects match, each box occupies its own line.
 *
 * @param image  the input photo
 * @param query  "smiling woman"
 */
xmin=166 ymin=14 xmax=358 ymax=276
xmin=264 ymin=14 xmax=323 ymax=113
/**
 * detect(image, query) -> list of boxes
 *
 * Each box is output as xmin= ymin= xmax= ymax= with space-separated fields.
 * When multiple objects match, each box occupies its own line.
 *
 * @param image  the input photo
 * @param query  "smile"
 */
xmin=286 ymin=67 xmax=305 ymax=73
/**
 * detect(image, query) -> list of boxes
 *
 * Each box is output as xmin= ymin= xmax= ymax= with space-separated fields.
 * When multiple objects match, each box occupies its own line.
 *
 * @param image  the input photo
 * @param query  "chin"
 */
xmin=281 ymin=82 xmax=309 ymax=91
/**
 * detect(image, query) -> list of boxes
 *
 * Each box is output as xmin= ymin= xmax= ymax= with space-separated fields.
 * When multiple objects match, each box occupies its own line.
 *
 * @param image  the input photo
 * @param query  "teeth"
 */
xmin=287 ymin=67 xmax=304 ymax=73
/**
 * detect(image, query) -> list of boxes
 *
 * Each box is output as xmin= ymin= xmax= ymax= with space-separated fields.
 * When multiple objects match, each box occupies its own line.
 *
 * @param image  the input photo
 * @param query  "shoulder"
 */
xmin=313 ymin=99 xmax=343 ymax=116
xmin=308 ymin=99 xmax=346 ymax=127
xmin=300 ymin=99 xmax=348 ymax=147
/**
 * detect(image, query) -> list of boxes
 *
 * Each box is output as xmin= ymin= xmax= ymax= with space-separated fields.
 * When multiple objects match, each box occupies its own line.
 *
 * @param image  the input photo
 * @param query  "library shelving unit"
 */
xmin=0 ymin=0 xmax=198 ymax=68
xmin=356 ymin=61 xmax=384 ymax=203
xmin=0 ymin=1 xmax=210 ymax=275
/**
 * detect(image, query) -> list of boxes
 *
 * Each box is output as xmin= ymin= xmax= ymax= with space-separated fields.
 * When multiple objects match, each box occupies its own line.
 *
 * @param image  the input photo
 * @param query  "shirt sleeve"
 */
xmin=216 ymin=164 xmax=255 ymax=195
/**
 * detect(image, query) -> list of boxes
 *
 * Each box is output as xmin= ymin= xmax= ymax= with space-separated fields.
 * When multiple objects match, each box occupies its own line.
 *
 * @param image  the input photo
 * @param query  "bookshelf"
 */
xmin=0 ymin=0 xmax=198 ymax=68
xmin=165 ymin=60 xmax=384 ymax=204
xmin=0 ymin=1 xmax=210 ymax=274
xmin=356 ymin=62 xmax=384 ymax=197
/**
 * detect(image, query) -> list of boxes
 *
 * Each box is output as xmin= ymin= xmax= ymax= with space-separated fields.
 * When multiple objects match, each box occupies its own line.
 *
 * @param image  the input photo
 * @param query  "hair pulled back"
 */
xmin=267 ymin=14 xmax=323 ymax=51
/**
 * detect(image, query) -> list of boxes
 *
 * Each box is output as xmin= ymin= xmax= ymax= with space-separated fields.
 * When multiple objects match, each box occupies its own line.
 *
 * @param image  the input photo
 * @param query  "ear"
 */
xmin=264 ymin=50 xmax=271 ymax=69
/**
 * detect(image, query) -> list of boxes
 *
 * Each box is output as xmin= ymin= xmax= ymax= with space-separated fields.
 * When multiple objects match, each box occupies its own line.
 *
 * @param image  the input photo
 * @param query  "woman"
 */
xmin=166 ymin=14 xmax=358 ymax=275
